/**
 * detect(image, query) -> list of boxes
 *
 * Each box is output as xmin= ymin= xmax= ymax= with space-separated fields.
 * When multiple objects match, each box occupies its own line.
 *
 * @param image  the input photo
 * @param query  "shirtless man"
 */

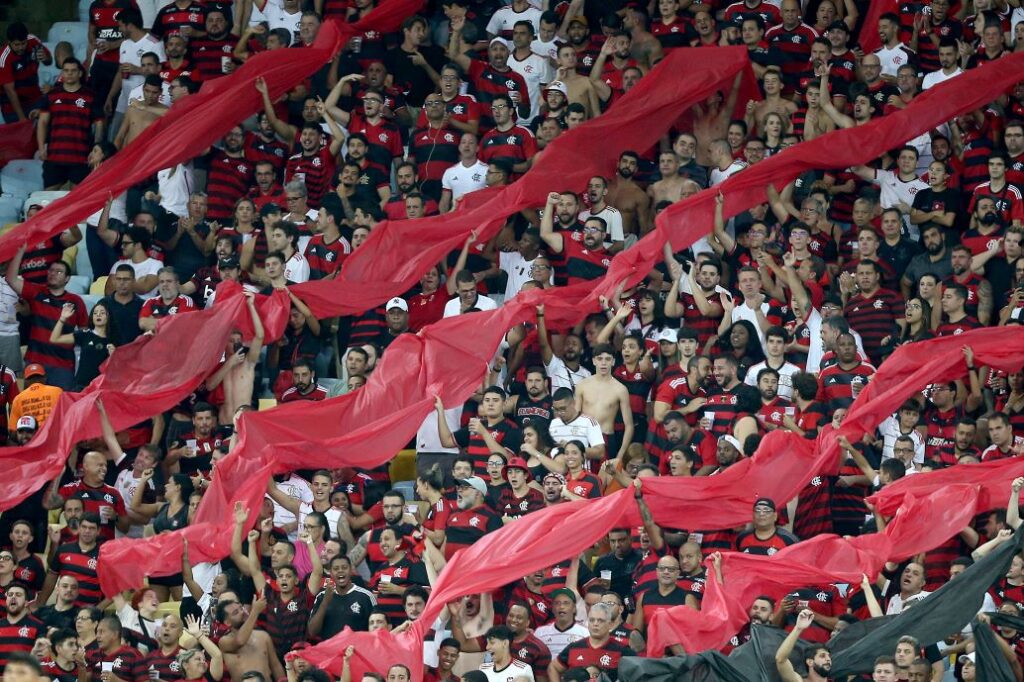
xmin=692 ymin=73 xmax=743 ymax=166
xmin=606 ymin=151 xmax=652 ymax=236
xmin=217 ymin=596 xmax=284 ymax=682
xmin=649 ymin=152 xmax=687 ymax=204
xmin=622 ymin=5 xmax=663 ymax=70
xmin=553 ymin=44 xmax=601 ymax=117
xmin=800 ymin=79 xmax=835 ymax=141
xmin=114 ymin=75 xmax=167 ymax=148
xmin=575 ymin=344 xmax=633 ymax=461
xmin=746 ymin=68 xmax=797 ymax=138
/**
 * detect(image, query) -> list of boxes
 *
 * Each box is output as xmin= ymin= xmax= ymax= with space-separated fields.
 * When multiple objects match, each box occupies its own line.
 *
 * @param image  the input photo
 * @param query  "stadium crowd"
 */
xmin=0 ymin=0 xmax=1024 ymax=678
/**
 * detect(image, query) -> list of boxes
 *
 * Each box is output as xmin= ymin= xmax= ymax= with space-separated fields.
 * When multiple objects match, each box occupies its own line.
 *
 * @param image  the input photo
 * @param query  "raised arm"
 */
xmin=434 ymin=395 xmax=457 ymax=449
xmin=218 ymin=595 xmax=266 ymax=653
xmin=536 ymin=304 xmax=554 ymax=365
xmin=5 ymin=243 xmax=26 ymax=296
xmin=186 ymin=615 xmax=223 ymax=680
xmin=775 ymin=610 xmax=814 ymax=682
xmin=538 ymin=193 xmax=564 ymax=253
xmin=1009 ymin=477 xmax=1023 ymax=530
xmin=254 ymin=76 xmax=296 ymax=141
xmin=446 ymin=15 xmax=473 ymax=72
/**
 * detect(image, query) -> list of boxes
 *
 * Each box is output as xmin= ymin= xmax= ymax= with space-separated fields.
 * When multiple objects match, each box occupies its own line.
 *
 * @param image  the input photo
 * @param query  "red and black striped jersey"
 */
xmin=23 ymin=281 xmax=87 ymax=371
xmin=639 ymin=586 xmax=689 ymax=625
xmin=58 ymin=480 xmax=127 ymax=544
xmin=263 ymin=586 xmax=314 ymax=658
xmin=723 ymin=0 xmax=781 ymax=27
xmin=189 ymin=34 xmax=236 ymax=80
xmin=479 ymin=124 xmax=537 ymax=169
xmin=793 ymin=474 xmax=832 ymax=538
xmin=557 ymin=637 xmax=635 ymax=675
xmin=304 ymin=233 xmax=349 ymax=281
xmin=369 ymin=557 xmax=429 ymax=625
xmin=816 ymin=361 xmax=875 ymax=411
xmin=158 ymin=57 xmax=200 ymax=84
xmin=286 ymin=146 xmax=336 ymax=209
xmin=916 ymin=19 xmax=963 ymax=73
xmin=653 ymin=376 xmax=705 ymax=428
xmin=244 ymin=132 xmax=289 ymax=176
xmin=781 ymin=585 xmax=845 ymax=643
xmin=87 ymin=0 xmax=136 ymax=62
xmin=152 ymin=1 xmax=206 ymax=38
xmin=651 ymin=17 xmax=695 ymax=52
xmin=347 ymin=113 xmax=402 ymax=179
xmin=12 ymin=555 xmax=44 ymax=594
xmin=444 ymin=506 xmax=502 ymax=560
xmin=843 ymin=289 xmax=903 ymax=362
xmin=466 ymin=60 xmax=529 ymax=132
xmin=20 ymin=235 xmax=66 ymax=284
xmin=677 ymin=290 xmax=725 ymax=349
xmin=0 ymin=615 xmax=45 ymax=669
xmin=86 ymin=645 xmax=144 ymax=682
xmin=936 ymin=316 xmax=982 ymax=337
xmin=559 ymin=239 xmax=610 ymax=286
xmin=141 ymin=647 xmax=183 ymax=681
xmin=50 ymin=542 xmax=102 ymax=605
xmin=452 ymin=419 xmax=522 ymax=476
xmin=280 ymin=384 xmax=328 ymax=403
xmin=507 ymin=583 xmax=553 ymax=627
xmin=205 ymin=151 xmax=253 ymax=220
xmin=41 ymin=85 xmax=102 ymax=165
xmin=409 ymin=125 xmax=461 ymax=201
xmin=41 ymin=657 xmax=82 ymax=682
xmin=564 ymin=471 xmax=602 ymax=499
xmin=764 ymin=23 xmax=818 ymax=91
xmin=496 ymin=487 xmax=545 ymax=520
xmin=613 ymin=364 xmax=653 ymax=419
xmin=735 ymin=527 xmax=798 ymax=555
xmin=960 ymin=128 xmax=996 ymax=195
xmin=140 ymin=294 xmax=196 ymax=320
xmin=0 ymin=36 xmax=45 ymax=115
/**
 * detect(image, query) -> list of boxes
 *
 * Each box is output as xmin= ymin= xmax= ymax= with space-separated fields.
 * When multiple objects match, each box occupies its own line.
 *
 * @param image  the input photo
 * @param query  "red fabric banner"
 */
xmin=0 ymin=0 xmax=419 ymax=263
xmin=858 ymin=0 xmax=898 ymax=53
xmin=289 ymin=47 xmax=758 ymax=318
xmin=0 ymin=284 xmax=289 ymax=510
xmin=96 ymin=47 xmax=758 ymax=593
xmin=0 ymin=120 xmax=36 ymax=168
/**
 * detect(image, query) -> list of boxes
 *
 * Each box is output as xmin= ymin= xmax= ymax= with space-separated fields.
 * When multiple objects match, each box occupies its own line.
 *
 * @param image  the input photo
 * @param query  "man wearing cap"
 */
xmin=542 ymin=472 xmax=567 ymax=507
xmin=535 ymin=587 xmax=587 ymax=659
xmin=630 ymin=556 xmax=696 ymax=634
xmin=443 ymin=477 xmax=502 ymax=560
xmin=11 ymin=415 xmax=37 ymax=445
xmin=736 ymin=498 xmax=798 ymax=554
xmin=448 ymin=16 xmax=530 ymax=130
xmin=497 ymin=457 xmax=544 ymax=521
xmin=107 ymin=226 xmax=162 ymax=298
xmin=372 ymin=297 xmax=410 ymax=352
xmin=184 ymin=247 xmax=247 ymax=310
xmin=6 ymin=245 xmax=87 ymax=390
xmin=8 ymin=364 xmax=62 ymax=432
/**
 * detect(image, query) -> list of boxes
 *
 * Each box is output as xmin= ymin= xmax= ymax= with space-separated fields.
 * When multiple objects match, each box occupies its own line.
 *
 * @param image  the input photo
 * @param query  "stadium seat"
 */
xmin=389 ymin=450 xmax=417 ymax=484
xmin=46 ymin=22 xmax=89 ymax=51
xmin=0 ymin=196 xmax=22 ymax=225
xmin=67 ymin=275 xmax=90 ymax=294
xmin=62 ymin=245 xmax=78 ymax=272
xmin=78 ymin=0 xmax=91 ymax=22
xmin=24 ymin=190 xmax=70 ymax=212
xmin=154 ymin=601 xmax=181 ymax=618
xmin=79 ymin=294 xmax=101 ymax=313
xmin=75 ymin=237 xmax=93 ymax=279
xmin=1 ymin=160 xmax=44 ymax=198
xmin=89 ymin=276 xmax=108 ymax=295
xmin=391 ymin=479 xmax=415 ymax=502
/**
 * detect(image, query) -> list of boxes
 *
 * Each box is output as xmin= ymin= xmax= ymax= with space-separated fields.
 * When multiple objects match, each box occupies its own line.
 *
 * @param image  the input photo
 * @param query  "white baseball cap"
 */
xmin=386 ymin=297 xmax=408 ymax=312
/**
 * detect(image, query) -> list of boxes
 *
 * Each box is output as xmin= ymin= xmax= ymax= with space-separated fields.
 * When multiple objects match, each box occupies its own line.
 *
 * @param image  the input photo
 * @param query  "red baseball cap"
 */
xmin=502 ymin=456 xmax=531 ymax=481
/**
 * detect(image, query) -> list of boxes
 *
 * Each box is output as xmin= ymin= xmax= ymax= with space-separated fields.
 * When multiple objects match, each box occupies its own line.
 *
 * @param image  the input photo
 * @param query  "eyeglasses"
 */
xmin=583 ymin=226 xmax=603 ymax=234
xmin=905 ymin=303 xmax=922 ymax=310
xmin=491 ymin=104 xmax=509 ymax=110
xmin=531 ymin=264 xmax=550 ymax=270
xmin=0 ymin=555 xmax=14 ymax=561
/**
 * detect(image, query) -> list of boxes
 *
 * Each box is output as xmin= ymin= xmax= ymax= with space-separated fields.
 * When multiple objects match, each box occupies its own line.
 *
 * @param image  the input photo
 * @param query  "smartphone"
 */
xmin=102 ymin=663 xmax=115 ymax=674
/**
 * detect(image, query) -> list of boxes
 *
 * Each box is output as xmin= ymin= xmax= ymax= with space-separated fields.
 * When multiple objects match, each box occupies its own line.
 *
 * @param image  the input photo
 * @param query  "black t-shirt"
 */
xmin=310 ymin=585 xmax=376 ymax=639
xmin=385 ymin=45 xmax=446 ymax=107
xmin=99 ymin=295 xmax=143 ymax=345
xmin=73 ymin=329 xmax=112 ymax=388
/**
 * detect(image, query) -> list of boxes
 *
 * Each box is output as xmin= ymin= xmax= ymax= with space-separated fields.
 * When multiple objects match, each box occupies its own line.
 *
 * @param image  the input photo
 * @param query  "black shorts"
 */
xmin=43 ymin=161 xmax=89 ymax=188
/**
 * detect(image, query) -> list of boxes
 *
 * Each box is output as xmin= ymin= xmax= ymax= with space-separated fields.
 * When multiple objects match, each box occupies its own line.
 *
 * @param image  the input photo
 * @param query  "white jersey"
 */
xmin=874 ymin=43 xmax=915 ymax=78
xmin=499 ymin=251 xmax=549 ymax=300
xmin=479 ymin=659 xmax=535 ymax=682
xmin=285 ymin=251 xmax=310 ymax=283
xmin=272 ymin=474 xmax=313 ymax=539
xmin=486 ymin=6 xmax=542 ymax=37
xmin=442 ymin=159 xmax=489 ymax=203
xmin=111 ymin=257 xmax=163 ymax=298
xmin=117 ymin=33 xmax=165 ymax=113
xmin=580 ymin=205 xmax=624 ymax=244
xmin=534 ymin=621 xmax=588 ymax=659
xmin=544 ymin=355 xmax=591 ymax=392
xmin=743 ymin=360 xmax=800 ymax=400
xmin=508 ymin=50 xmax=553 ymax=120
xmin=250 ymin=3 xmax=302 ymax=44
xmin=549 ymin=414 xmax=604 ymax=449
